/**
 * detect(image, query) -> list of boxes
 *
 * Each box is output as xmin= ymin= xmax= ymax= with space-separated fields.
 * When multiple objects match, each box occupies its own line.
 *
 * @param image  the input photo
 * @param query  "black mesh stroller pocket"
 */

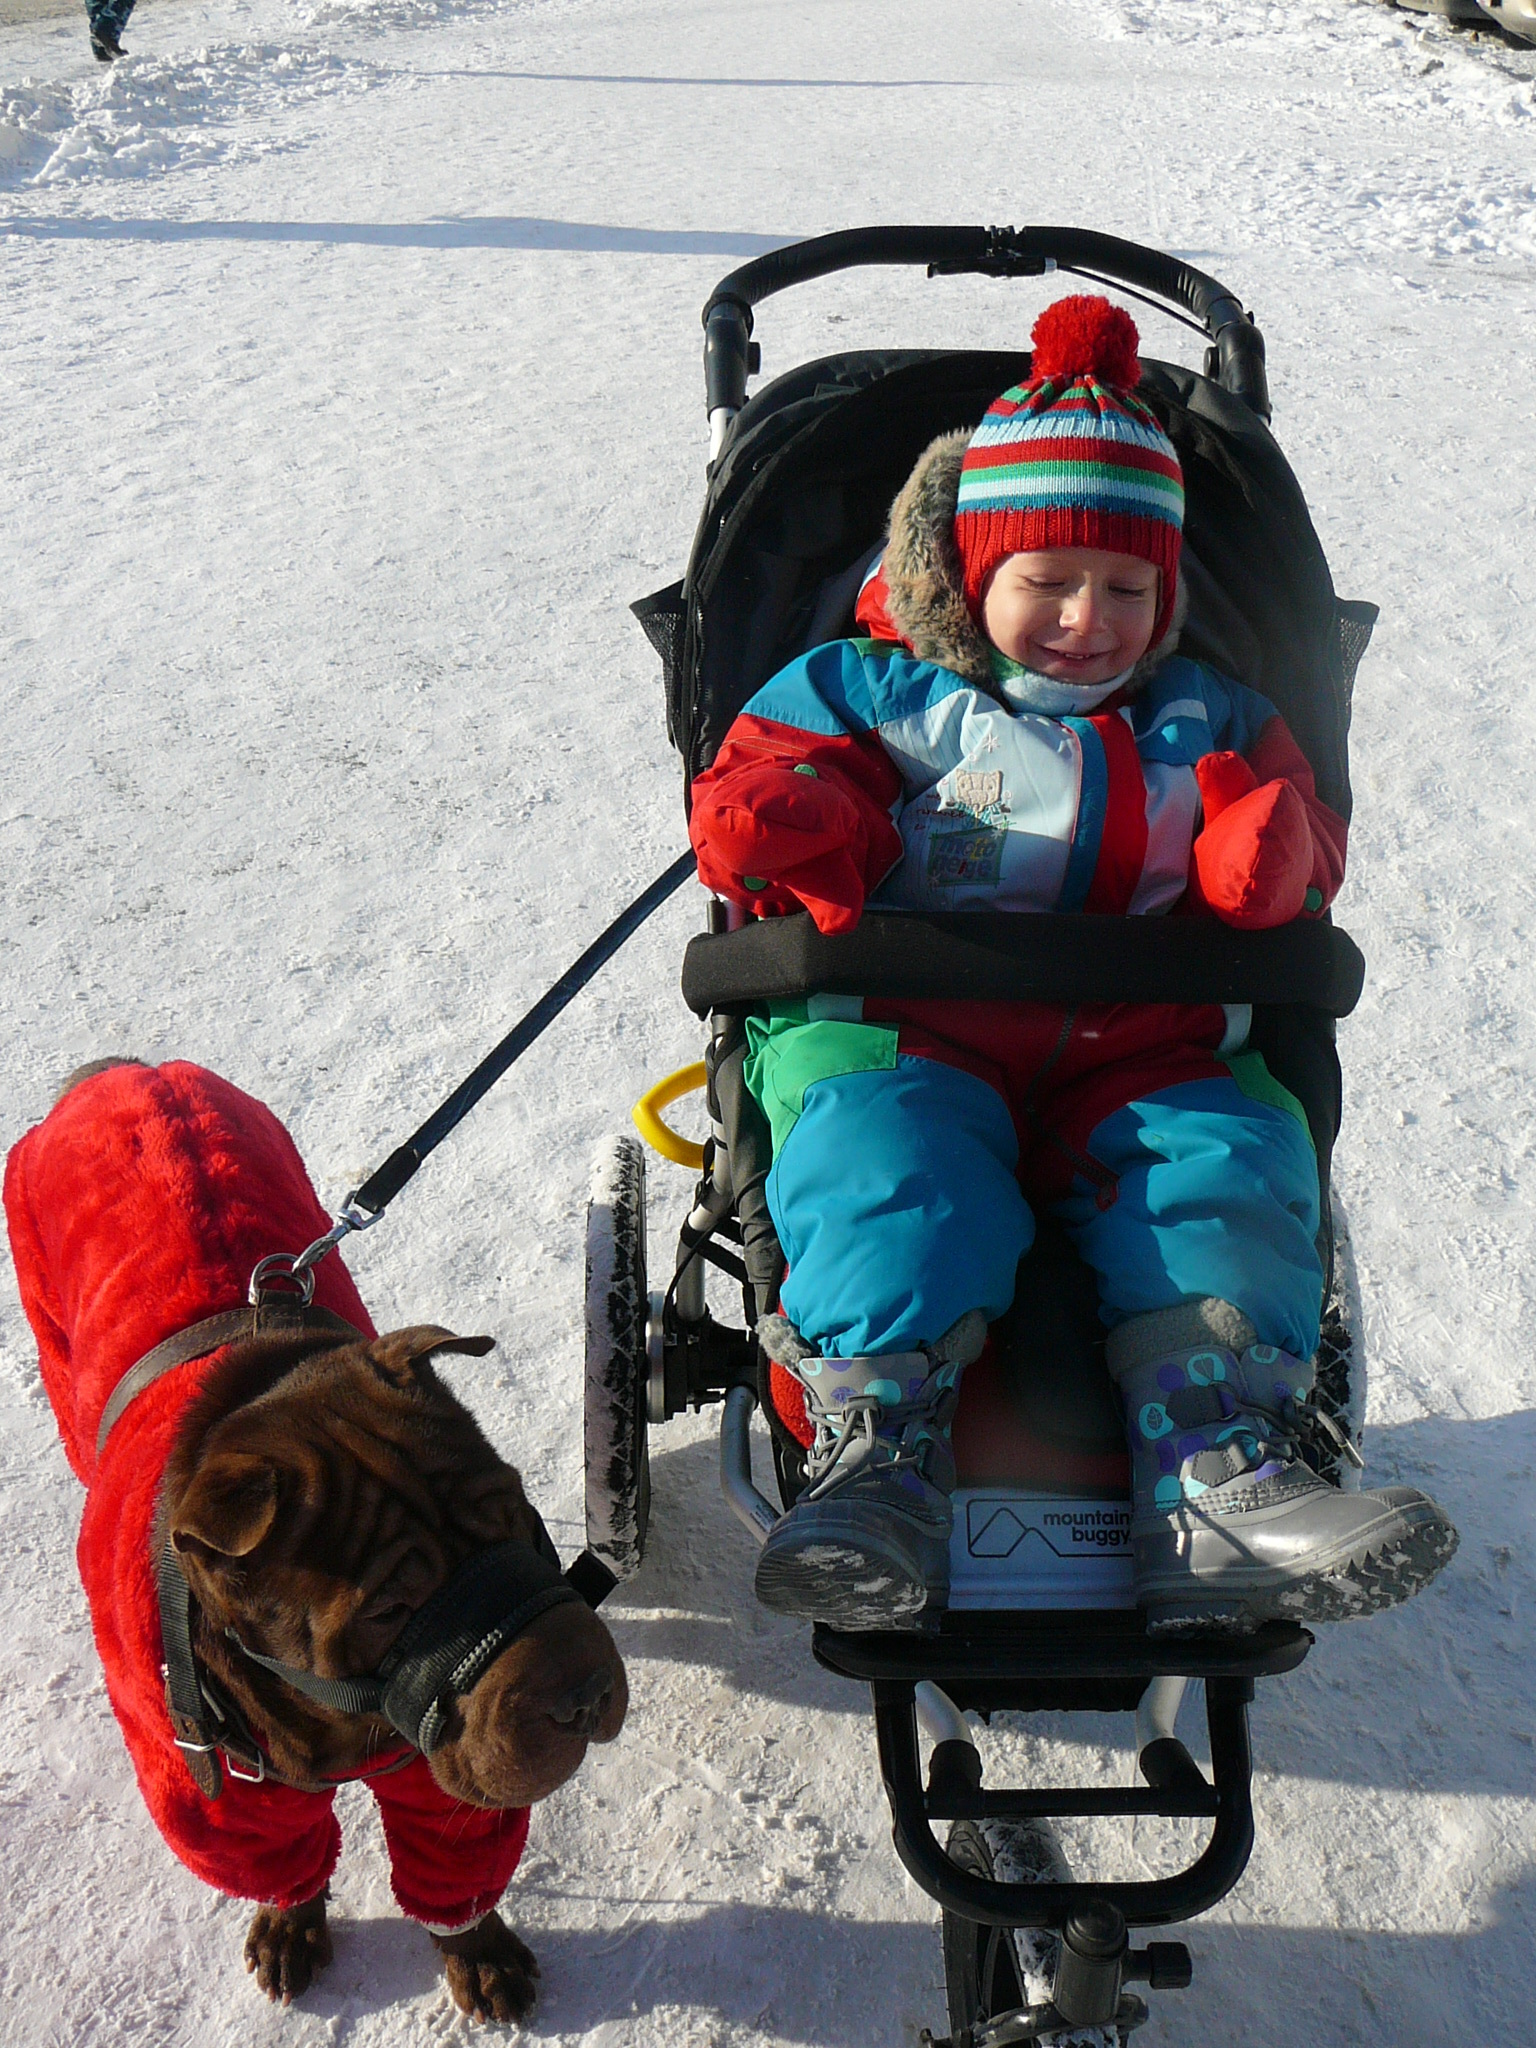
xmin=631 ymin=581 xmax=689 ymax=747
xmin=1333 ymin=598 xmax=1379 ymax=700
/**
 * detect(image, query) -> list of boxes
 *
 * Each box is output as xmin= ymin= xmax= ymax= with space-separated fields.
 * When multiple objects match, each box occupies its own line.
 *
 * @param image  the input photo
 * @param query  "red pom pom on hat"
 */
xmin=951 ymin=290 xmax=1182 ymax=645
xmin=1028 ymin=294 xmax=1141 ymax=391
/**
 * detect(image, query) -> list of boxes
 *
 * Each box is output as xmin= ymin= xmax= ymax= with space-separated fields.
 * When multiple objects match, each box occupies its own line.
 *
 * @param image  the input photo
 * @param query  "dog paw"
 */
xmin=244 ymin=1891 xmax=333 ymax=2004
xmin=432 ymin=1911 xmax=540 ymax=2025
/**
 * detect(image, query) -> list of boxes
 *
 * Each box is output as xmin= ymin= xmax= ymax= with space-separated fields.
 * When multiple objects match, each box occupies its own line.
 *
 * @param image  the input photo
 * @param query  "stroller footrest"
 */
xmin=814 ymin=1611 xmax=1312 ymax=1688
xmin=873 ymin=1673 xmax=1263 ymax=1929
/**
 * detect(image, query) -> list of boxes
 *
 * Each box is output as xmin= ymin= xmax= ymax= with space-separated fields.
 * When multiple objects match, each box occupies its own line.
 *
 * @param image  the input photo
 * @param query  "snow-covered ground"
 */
xmin=3 ymin=0 xmax=1535 ymax=2042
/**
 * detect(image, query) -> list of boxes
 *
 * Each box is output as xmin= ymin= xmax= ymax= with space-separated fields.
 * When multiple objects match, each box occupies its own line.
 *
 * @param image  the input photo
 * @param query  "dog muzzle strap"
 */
xmin=382 ymin=1546 xmax=582 ymax=1755
xmin=227 ymin=1534 xmax=583 ymax=1754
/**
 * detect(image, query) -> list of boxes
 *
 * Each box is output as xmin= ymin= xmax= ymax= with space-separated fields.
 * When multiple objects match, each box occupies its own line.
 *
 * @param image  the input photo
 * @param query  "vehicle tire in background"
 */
xmin=942 ymin=1818 xmax=1129 ymax=2048
xmin=584 ymin=1134 xmax=651 ymax=1582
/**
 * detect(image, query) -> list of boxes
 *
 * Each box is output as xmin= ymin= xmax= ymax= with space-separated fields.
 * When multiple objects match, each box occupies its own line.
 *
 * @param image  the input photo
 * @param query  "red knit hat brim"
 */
xmin=958 ymin=504 xmax=1182 ymax=650
xmin=953 ymin=295 xmax=1185 ymax=653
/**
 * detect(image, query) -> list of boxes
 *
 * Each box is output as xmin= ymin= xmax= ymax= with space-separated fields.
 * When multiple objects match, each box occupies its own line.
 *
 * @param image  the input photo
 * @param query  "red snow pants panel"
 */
xmin=861 ymin=997 xmax=1234 ymax=1204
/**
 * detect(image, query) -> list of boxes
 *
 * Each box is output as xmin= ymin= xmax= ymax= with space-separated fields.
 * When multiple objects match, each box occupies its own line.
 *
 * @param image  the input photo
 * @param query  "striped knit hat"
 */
xmin=954 ymin=295 xmax=1185 ymax=648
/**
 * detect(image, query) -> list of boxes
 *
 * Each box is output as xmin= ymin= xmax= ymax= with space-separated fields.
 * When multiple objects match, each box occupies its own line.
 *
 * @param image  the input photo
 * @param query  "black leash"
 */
xmin=141 ymin=859 xmax=695 ymax=1796
xmin=280 ymin=849 xmax=696 ymax=1290
xmin=350 ymin=849 xmax=698 ymax=1220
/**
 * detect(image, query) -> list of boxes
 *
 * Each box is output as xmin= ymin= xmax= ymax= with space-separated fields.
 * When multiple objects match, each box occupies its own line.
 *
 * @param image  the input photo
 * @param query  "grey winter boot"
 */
xmin=1107 ymin=1300 xmax=1458 ymax=1634
xmin=752 ymin=1311 xmax=987 ymax=1630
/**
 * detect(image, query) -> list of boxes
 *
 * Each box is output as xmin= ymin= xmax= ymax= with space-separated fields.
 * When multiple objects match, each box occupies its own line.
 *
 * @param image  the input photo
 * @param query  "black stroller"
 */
xmin=583 ymin=227 xmax=1378 ymax=2047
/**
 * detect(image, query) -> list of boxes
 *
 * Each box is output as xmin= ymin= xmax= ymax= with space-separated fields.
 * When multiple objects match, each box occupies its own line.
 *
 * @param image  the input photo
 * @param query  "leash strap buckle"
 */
xmin=168 ymin=1728 xmax=221 ymax=1757
xmin=168 ymin=1722 xmax=264 ymax=1785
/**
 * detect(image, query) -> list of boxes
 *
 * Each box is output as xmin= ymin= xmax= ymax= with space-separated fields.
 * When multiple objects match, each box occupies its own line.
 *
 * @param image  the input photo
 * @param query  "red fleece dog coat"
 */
xmin=3 ymin=1061 xmax=528 ymax=1923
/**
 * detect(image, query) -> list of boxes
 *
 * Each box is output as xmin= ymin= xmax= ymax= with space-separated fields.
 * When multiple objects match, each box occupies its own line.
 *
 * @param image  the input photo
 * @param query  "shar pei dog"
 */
xmin=4 ymin=1058 xmax=627 ymax=2021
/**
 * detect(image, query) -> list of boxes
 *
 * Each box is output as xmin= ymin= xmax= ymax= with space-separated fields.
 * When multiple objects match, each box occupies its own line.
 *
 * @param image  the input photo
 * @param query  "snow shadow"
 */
xmin=1240 ymin=1404 xmax=1536 ymax=1802
xmin=523 ymin=1901 xmax=939 ymax=2044
xmin=305 ymin=1832 xmax=1533 ymax=2045
xmin=278 ymin=1909 xmax=446 ymax=2030
xmin=1161 ymin=1866 xmax=1536 ymax=2047
xmin=597 ymin=1427 xmax=866 ymax=1719
xmin=411 ymin=70 xmax=979 ymax=89
xmin=309 ymin=1899 xmax=937 ymax=2044
xmin=2 ymin=214 xmax=797 ymax=254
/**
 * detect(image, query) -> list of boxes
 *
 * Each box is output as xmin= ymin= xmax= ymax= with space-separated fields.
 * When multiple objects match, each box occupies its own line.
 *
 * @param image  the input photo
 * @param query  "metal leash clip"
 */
xmin=248 ymin=1251 xmax=318 ymax=1311
xmin=249 ymin=1198 xmax=386 ymax=1314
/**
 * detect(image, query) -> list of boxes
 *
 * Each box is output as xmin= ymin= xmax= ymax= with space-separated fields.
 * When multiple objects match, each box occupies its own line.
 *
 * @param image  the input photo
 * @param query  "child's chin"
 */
xmin=1032 ymin=656 xmax=1122 ymax=685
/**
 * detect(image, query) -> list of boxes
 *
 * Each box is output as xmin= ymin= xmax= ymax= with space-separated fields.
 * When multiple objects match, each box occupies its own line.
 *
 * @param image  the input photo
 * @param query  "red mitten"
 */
xmin=690 ymin=759 xmax=902 ymax=934
xmin=1190 ymin=751 xmax=1313 ymax=930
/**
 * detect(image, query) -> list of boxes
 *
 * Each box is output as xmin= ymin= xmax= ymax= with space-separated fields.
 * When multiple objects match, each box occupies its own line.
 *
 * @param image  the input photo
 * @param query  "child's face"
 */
xmin=980 ymin=547 xmax=1159 ymax=687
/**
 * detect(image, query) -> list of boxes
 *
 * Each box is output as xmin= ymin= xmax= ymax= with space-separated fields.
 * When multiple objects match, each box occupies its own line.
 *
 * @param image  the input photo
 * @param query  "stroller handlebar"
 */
xmin=701 ymin=225 xmax=1270 ymax=430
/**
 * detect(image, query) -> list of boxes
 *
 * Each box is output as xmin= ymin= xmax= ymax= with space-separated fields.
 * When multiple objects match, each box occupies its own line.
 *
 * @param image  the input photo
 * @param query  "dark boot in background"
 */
xmin=87 ymin=0 xmax=136 ymax=61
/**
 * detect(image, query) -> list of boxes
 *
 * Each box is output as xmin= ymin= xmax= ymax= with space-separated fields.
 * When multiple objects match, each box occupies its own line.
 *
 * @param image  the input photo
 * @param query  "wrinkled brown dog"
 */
xmin=4 ymin=1057 xmax=628 ymax=2023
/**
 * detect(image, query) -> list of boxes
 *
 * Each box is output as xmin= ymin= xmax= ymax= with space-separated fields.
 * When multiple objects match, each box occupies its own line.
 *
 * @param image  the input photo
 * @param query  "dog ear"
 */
xmin=171 ymin=1454 xmax=279 ymax=1560
xmin=367 ymin=1326 xmax=496 ymax=1388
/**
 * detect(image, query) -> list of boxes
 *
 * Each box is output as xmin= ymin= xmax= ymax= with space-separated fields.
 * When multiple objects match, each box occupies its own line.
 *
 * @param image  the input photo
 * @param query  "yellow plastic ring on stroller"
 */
xmin=632 ymin=1063 xmax=708 ymax=1169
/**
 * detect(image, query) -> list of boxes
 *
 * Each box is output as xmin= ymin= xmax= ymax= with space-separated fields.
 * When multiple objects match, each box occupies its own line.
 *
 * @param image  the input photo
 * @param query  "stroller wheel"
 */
xmin=583 ymin=1134 xmax=651 ymax=1581
xmin=941 ymin=1819 xmax=1132 ymax=2047
xmin=1310 ymin=1194 xmax=1367 ymax=1491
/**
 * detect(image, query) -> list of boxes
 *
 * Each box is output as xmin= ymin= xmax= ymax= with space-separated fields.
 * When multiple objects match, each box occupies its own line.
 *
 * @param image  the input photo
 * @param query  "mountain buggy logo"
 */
xmin=1041 ymin=1507 xmax=1132 ymax=1551
xmin=964 ymin=1497 xmax=1132 ymax=1561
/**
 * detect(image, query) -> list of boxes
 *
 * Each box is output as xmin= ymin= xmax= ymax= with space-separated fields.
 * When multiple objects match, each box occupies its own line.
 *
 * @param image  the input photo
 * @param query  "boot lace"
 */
xmin=1298 ymin=1390 xmax=1365 ymax=1470
xmin=1203 ymin=1387 xmax=1363 ymax=1484
xmin=803 ymin=1397 xmax=932 ymax=1501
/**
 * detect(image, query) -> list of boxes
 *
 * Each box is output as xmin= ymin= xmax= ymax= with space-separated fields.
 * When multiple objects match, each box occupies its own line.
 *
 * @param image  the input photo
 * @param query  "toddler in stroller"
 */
xmin=688 ymin=295 xmax=1455 ymax=1635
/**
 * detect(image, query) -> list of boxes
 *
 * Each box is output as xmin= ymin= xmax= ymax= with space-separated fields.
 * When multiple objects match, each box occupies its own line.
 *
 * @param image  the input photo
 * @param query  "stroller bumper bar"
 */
xmin=682 ymin=909 xmax=1365 ymax=1019
xmin=874 ymin=1673 xmax=1262 ymax=1931
xmin=702 ymin=225 xmax=1271 ymax=426
xmin=814 ymin=1617 xmax=1309 ymax=1930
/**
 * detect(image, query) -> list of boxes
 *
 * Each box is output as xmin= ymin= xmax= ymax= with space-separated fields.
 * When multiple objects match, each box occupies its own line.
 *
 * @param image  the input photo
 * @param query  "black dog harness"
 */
xmin=225 ymin=1526 xmax=581 ymax=1755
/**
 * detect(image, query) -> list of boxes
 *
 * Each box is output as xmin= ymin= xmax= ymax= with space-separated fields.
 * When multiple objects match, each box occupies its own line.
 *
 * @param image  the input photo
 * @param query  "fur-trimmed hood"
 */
xmin=878 ymin=431 xmax=1187 ymax=699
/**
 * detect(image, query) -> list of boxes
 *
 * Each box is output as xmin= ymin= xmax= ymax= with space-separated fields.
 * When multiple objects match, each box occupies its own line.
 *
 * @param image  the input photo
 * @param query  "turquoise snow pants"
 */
xmin=746 ymin=1002 xmax=1323 ymax=1363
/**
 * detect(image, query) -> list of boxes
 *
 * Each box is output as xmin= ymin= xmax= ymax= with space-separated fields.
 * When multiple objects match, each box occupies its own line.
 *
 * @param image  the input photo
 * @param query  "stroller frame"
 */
xmin=591 ymin=226 xmax=1375 ymax=2044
